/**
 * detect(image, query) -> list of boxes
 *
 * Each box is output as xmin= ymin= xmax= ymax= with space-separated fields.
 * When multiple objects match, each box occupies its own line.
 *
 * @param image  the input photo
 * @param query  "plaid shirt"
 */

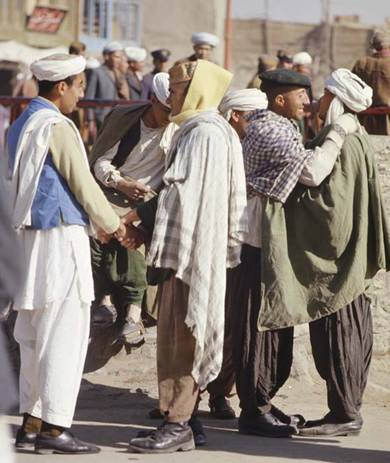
xmin=243 ymin=109 xmax=313 ymax=203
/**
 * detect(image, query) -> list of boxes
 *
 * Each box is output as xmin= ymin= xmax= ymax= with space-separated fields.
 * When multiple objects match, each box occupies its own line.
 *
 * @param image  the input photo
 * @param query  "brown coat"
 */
xmin=352 ymin=56 xmax=390 ymax=135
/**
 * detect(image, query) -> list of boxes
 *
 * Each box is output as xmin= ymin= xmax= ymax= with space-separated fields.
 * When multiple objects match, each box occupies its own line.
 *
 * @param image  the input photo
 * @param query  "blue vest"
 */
xmin=7 ymin=97 xmax=89 ymax=229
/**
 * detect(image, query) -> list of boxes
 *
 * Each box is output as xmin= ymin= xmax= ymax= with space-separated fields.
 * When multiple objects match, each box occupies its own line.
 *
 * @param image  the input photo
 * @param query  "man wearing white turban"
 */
xmin=124 ymin=46 xmax=147 ymax=100
xmin=175 ymin=32 xmax=219 ymax=65
xmin=88 ymin=72 xmax=176 ymax=347
xmin=352 ymin=27 xmax=390 ymax=135
xmin=6 ymin=54 xmax=127 ymax=454
xmin=237 ymin=68 xmax=386 ymax=439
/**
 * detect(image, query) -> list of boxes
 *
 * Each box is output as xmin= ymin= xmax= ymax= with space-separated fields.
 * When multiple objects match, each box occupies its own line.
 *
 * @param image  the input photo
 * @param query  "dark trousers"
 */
xmin=206 ymin=278 xmax=236 ymax=399
xmin=90 ymin=238 xmax=147 ymax=322
xmin=233 ymin=244 xmax=373 ymax=421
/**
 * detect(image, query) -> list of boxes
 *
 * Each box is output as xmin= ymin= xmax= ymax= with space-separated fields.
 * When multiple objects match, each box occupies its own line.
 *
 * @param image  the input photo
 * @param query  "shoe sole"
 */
xmin=298 ymin=429 xmax=361 ymax=438
xmin=238 ymin=428 xmax=295 ymax=438
xmin=130 ymin=439 xmax=195 ymax=454
xmin=15 ymin=443 xmax=35 ymax=450
xmin=35 ymin=448 xmax=101 ymax=455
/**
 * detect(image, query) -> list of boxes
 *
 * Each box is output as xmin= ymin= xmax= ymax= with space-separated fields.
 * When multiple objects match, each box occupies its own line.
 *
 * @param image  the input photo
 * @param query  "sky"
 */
xmin=232 ymin=0 xmax=389 ymax=26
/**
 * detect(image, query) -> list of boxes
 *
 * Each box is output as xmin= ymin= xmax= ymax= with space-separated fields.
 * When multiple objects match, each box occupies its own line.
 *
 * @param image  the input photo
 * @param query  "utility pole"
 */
xmin=321 ymin=0 xmax=332 ymax=73
xmin=224 ymin=0 xmax=233 ymax=70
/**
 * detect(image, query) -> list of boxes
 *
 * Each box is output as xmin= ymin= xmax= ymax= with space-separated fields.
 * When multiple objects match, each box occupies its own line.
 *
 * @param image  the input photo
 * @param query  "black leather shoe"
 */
xmin=209 ymin=395 xmax=236 ymax=420
xmin=271 ymin=405 xmax=306 ymax=427
xmin=299 ymin=413 xmax=363 ymax=437
xmin=189 ymin=415 xmax=207 ymax=446
xmin=239 ymin=412 xmax=298 ymax=438
xmin=35 ymin=431 xmax=100 ymax=454
xmin=15 ymin=428 xmax=37 ymax=449
xmin=130 ymin=422 xmax=195 ymax=454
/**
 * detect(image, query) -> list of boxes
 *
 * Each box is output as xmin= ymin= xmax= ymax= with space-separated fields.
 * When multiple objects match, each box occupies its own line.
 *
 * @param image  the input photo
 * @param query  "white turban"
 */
xmin=30 ymin=54 xmax=86 ymax=81
xmin=325 ymin=68 xmax=373 ymax=129
xmin=103 ymin=41 xmax=123 ymax=54
xmin=293 ymin=52 xmax=313 ymax=66
xmin=125 ymin=46 xmax=147 ymax=62
xmin=218 ymin=88 xmax=268 ymax=121
xmin=152 ymin=72 xmax=170 ymax=108
xmin=191 ymin=32 xmax=219 ymax=48
xmin=85 ymin=56 xmax=100 ymax=70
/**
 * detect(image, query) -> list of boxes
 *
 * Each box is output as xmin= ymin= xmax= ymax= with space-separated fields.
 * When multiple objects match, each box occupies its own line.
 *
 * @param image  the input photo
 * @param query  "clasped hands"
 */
xmin=97 ymin=210 xmax=144 ymax=250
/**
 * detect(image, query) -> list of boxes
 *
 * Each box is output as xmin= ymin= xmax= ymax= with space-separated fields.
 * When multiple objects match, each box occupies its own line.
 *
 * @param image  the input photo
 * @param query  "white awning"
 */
xmin=0 ymin=40 xmax=67 ymax=67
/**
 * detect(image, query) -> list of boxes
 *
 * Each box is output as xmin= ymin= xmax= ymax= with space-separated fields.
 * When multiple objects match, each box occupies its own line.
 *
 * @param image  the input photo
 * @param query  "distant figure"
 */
xmin=292 ymin=52 xmax=313 ymax=77
xmin=277 ymin=50 xmax=293 ymax=69
xmin=142 ymin=49 xmax=171 ymax=100
xmin=69 ymin=41 xmax=86 ymax=57
xmin=352 ymin=27 xmax=390 ymax=135
xmin=247 ymin=54 xmax=278 ymax=89
xmin=124 ymin=47 xmax=147 ymax=100
xmin=85 ymin=41 xmax=124 ymax=137
xmin=175 ymin=32 xmax=219 ymax=64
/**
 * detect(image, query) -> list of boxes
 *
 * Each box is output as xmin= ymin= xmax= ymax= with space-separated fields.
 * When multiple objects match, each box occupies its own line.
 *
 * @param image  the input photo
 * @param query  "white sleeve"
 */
xmin=299 ymin=129 xmax=345 ymax=187
xmin=93 ymin=141 xmax=122 ymax=186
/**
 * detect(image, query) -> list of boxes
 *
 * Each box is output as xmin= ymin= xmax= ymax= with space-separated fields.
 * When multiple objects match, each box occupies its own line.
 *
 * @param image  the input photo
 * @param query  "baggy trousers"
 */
xmin=206 ymin=278 xmax=236 ymax=399
xmin=233 ymin=244 xmax=373 ymax=421
xmin=14 ymin=281 xmax=90 ymax=428
xmin=90 ymin=238 xmax=147 ymax=321
xmin=157 ymin=276 xmax=199 ymax=422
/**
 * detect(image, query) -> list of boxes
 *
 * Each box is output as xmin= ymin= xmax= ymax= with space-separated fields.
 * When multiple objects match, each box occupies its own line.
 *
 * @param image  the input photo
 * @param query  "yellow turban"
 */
xmin=170 ymin=60 xmax=233 ymax=125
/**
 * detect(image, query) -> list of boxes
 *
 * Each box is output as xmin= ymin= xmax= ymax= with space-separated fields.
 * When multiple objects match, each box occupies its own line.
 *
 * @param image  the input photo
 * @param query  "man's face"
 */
xmin=129 ymin=60 xmax=145 ymax=73
xmin=153 ymin=59 xmax=168 ymax=72
xmin=151 ymin=96 xmax=171 ymax=127
xmin=167 ymin=81 xmax=190 ymax=116
xmin=193 ymin=44 xmax=213 ymax=61
xmin=230 ymin=110 xmax=251 ymax=140
xmin=318 ymin=89 xmax=335 ymax=121
xmin=119 ymin=54 xmax=129 ymax=74
xmin=58 ymin=72 xmax=85 ymax=114
xmin=275 ymin=87 xmax=310 ymax=120
xmin=105 ymin=51 xmax=123 ymax=70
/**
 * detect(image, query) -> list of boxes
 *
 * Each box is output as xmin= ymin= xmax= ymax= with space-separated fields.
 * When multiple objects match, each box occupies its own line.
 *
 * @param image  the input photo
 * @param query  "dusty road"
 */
xmin=8 ymin=327 xmax=390 ymax=463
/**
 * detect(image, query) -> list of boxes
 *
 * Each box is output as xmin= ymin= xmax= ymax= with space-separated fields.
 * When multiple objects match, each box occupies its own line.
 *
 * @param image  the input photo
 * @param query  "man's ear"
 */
xmin=230 ymin=110 xmax=240 ymax=123
xmin=57 ymin=81 xmax=67 ymax=96
xmin=274 ymin=93 xmax=285 ymax=109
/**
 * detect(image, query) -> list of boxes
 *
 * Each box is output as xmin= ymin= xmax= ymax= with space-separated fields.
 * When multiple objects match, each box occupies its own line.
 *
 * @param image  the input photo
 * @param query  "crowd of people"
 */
xmin=0 ymin=25 xmax=390 ymax=459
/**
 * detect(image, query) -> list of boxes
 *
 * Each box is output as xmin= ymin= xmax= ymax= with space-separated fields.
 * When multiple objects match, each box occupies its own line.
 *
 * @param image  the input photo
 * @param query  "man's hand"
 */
xmin=97 ymin=228 xmax=113 ymax=244
xmin=116 ymin=178 xmax=151 ymax=201
xmin=121 ymin=209 xmax=141 ymax=225
xmin=114 ymin=222 xmax=127 ymax=241
xmin=117 ymin=224 xmax=146 ymax=250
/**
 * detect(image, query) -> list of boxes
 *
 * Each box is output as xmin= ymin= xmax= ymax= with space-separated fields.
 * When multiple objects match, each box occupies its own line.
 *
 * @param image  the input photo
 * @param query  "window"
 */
xmin=82 ymin=0 xmax=141 ymax=43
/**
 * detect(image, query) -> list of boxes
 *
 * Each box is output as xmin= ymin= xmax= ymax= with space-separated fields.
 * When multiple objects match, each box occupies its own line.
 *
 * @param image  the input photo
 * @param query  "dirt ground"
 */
xmin=9 ymin=326 xmax=390 ymax=463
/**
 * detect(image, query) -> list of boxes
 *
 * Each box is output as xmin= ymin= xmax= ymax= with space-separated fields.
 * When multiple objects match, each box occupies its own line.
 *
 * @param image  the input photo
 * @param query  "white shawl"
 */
xmin=148 ymin=110 xmax=248 ymax=388
xmin=9 ymin=108 xmax=88 ymax=229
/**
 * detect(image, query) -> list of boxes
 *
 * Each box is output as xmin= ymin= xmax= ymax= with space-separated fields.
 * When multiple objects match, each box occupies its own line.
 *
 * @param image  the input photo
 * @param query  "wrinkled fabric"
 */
xmin=259 ymin=132 xmax=390 ymax=330
xmin=218 ymin=88 xmax=268 ymax=121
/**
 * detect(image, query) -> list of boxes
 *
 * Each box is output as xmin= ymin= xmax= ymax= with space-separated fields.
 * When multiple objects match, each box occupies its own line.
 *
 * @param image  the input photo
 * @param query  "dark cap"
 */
xmin=260 ymin=69 xmax=311 ymax=91
xmin=151 ymin=49 xmax=171 ymax=62
xmin=277 ymin=50 xmax=293 ymax=64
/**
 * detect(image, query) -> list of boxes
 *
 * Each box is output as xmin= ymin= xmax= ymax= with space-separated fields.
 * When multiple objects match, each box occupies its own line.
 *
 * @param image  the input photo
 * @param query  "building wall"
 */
xmin=140 ymin=0 xmax=226 ymax=68
xmin=231 ymin=19 xmax=373 ymax=95
xmin=0 ymin=0 xmax=79 ymax=48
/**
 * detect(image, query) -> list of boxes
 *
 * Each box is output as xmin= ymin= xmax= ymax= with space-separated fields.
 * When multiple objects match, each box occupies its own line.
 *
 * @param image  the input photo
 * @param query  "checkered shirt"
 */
xmin=243 ymin=109 xmax=313 ymax=203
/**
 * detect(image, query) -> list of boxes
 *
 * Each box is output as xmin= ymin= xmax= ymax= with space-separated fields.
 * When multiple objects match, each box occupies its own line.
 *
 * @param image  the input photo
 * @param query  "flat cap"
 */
xmin=260 ymin=69 xmax=311 ymax=90
xmin=151 ymin=49 xmax=171 ymax=62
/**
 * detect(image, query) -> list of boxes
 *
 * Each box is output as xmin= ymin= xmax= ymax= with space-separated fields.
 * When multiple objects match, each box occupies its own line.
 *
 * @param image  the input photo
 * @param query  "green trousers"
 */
xmin=90 ymin=238 xmax=147 ymax=322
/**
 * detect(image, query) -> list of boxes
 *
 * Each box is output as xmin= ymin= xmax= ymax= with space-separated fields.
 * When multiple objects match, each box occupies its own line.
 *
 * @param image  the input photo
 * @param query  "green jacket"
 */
xmin=258 ymin=132 xmax=390 ymax=331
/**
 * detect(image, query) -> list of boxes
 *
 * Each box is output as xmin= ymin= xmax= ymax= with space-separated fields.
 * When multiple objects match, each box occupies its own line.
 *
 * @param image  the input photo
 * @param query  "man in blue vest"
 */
xmin=6 ymin=53 xmax=126 ymax=455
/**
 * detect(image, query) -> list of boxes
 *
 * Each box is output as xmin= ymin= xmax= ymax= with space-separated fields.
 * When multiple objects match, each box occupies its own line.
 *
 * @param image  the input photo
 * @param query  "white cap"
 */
xmin=292 ymin=52 xmax=313 ymax=66
xmin=103 ymin=41 xmax=123 ymax=54
xmin=152 ymin=72 xmax=170 ymax=108
xmin=191 ymin=32 xmax=219 ymax=48
xmin=30 ymin=54 xmax=86 ymax=81
xmin=125 ymin=46 xmax=147 ymax=62
xmin=85 ymin=56 xmax=100 ymax=70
